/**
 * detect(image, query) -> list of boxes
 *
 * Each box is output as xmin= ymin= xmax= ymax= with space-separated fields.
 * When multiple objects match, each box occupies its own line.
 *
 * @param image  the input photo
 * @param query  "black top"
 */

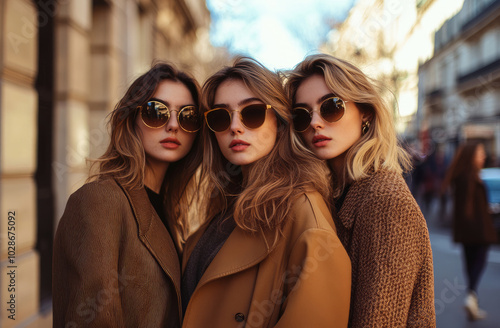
xmin=181 ymin=212 xmax=237 ymax=315
xmin=335 ymin=184 xmax=351 ymax=213
xmin=145 ymin=186 xmax=172 ymax=238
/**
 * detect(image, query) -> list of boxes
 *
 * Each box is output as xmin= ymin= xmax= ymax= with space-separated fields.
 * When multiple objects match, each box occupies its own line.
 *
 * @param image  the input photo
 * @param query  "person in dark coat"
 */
xmin=443 ymin=141 xmax=498 ymax=321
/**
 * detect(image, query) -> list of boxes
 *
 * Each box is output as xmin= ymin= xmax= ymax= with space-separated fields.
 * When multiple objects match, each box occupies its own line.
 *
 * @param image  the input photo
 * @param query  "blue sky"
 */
xmin=206 ymin=0 xmax=356 ymax=70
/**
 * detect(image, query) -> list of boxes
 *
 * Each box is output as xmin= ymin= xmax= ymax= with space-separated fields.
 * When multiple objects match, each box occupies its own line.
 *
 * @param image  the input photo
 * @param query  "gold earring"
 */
xmin=362 ymin=121 xmax=370 ymax=135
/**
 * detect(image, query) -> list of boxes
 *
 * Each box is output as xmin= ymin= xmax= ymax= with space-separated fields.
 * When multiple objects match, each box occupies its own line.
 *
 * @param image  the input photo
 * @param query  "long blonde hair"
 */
xmin=201 ymin=57 xmax=331 ymax=244
xmin=285 ymin=54 xmax=411 ymax=192
xmin=88 ymin=62 xmax=203 ymax=239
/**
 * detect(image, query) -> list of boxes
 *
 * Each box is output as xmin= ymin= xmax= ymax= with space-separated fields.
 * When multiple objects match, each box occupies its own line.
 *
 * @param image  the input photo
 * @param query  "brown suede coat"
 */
xmin=52 ymin=179 xmax=182 ymax=328
xmin=181 ymin=191 xmax=352 ymax=328
xmin=336 ymin=169 xmax=436 ymax=328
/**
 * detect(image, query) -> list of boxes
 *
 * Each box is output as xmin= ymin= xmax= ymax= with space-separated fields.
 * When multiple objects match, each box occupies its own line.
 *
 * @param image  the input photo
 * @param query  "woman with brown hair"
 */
xmin=285 ymin=54 xmax=435 ymax=327
xmin=181 ymin=57 xmax=351 ymax=327
xmin=53 ymin=63 xmax=202 ymax=327
xmin=443 ymin=141 xmax=497 ymax=321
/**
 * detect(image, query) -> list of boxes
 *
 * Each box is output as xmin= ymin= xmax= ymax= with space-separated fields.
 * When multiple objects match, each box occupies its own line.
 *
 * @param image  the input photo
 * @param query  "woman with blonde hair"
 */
xmin=285 ymin=54 xmax=435 ymax=327
xmin=181 ymin=57 xmax=351 ymax=327
xmin=53 ymin=63 xmax=202 ymax=327
xmin=442 ymin=141 xmax=497 ymax=321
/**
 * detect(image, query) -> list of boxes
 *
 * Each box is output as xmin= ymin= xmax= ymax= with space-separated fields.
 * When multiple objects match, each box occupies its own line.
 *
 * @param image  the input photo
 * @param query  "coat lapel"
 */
xmin=196 ymin=225 xmax=272 ymax=288
xmin=183 ymin=214 xmax=273 ymax=289
xmin=117 ymin=181 xmax=181 ymax=302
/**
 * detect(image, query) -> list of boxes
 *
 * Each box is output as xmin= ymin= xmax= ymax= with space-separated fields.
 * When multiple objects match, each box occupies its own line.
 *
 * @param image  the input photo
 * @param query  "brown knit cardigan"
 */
xmin=335 ymin=169 xmax=436 ymax=327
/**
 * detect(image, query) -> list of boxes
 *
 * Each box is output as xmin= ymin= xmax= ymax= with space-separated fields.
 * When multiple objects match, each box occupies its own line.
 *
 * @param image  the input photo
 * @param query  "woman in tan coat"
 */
xmin=285 ymin=54 xmax=436 ymax=327
xmin=53 ymin=63 xmax=203 ymax=327
xmin=181 ymin=57 xmax=351 ymax=327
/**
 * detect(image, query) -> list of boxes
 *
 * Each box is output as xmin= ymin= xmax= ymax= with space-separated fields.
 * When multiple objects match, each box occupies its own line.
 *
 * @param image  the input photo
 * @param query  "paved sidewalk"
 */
xmin=431 ymin=231 xmax=500 ymax=328
xmin=421 ymin=198 xmax=500 ymax=327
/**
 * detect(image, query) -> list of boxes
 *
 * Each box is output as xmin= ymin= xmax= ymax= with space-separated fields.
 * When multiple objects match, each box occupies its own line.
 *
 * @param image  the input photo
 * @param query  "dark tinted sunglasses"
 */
xmin=139 ymin=100 xmax=201 ymax=133
xmin=291 ymin=96 xmax=348 ymax=132
xmin=204 ymin=104 xmax=271 ymax=133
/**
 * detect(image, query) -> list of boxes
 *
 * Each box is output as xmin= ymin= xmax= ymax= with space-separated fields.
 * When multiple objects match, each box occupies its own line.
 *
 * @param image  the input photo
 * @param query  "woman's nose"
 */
xmin=310 ymin=110 xmax=324 ymax=130
xmin=229 ymin=112 xmax=244 ymax=134
xmin=165 ymin=110 xmax=179 ymax=132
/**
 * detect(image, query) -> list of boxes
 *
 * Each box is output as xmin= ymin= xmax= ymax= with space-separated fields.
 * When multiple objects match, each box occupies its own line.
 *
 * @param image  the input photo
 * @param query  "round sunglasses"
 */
xmin=291 ymin=96 xmax=348 ymax=132
xmin=204 ymin=103 xmax=271 ymax=133
xmin=139 ymin=100 xmax=201 ymax=133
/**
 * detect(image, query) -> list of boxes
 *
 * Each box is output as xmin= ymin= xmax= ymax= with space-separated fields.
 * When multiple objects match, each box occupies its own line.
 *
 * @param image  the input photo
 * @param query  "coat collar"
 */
xmin=183 ymin=215 xmax=273 ymax=288
xmin=115 ymin=179 xmax=182 ymax=315
xmin=337 ymin=167 xmax=390 ymax=230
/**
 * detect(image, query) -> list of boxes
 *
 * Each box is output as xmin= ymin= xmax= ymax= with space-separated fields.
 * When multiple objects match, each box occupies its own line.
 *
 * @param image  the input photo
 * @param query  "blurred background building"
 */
xmin=417 ymin=0 xmax=500 ymax=165
xmin=0 ymin=0 xmax=227 ymax=327
xmin=322 ymin=0 xmax=466 ymax=137
xmin=322 ymin=0 xmax=500 ymax=225
xmin=322 ymin=0 xmax=500 ymax=162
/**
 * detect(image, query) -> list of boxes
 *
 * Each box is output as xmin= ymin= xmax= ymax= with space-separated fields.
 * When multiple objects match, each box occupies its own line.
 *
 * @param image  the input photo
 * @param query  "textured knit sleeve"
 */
xmin=349 ymin=179 xmax=436 ymax=327
xmin=52 ymin=181 xmax=126 ymax=328
xmin=274 ymin=197 xmax=352 ymax=328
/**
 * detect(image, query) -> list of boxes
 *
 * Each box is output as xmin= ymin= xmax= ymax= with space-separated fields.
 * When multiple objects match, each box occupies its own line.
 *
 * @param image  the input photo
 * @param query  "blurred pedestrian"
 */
xmin=285 ymin=53 xmax=435 ymax=327
xmin=442 ymin=141 xmax=498 ymax=321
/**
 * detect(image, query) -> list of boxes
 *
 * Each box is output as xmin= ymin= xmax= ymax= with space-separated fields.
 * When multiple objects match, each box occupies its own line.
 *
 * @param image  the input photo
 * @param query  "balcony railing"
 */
xmin=461 ymin=0 xmax=500 ymax=34
xmin=457 ymin=57 xmax=500 ymax=86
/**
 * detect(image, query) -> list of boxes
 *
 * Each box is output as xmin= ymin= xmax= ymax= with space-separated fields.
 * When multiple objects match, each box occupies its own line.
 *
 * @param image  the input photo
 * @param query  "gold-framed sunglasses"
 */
xmin=291 ymin=96 xmax=348 ymax=132
xmin=204 ymin=104 xmax=271 ymax=133
xmin=139 ymin=99 xmax=201 ymax=133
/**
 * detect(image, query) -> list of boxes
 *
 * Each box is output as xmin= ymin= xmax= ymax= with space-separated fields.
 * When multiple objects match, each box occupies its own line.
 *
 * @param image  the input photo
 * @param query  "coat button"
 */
xmin=234 ymin=313 xmax=245 ymax=322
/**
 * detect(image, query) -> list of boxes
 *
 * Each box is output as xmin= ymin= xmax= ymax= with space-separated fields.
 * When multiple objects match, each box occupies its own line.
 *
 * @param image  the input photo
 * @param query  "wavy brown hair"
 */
xmin=285 ymin=54 xmax=411 ymax=195
xmin=201 ymin=57 xmax=331 ymax=245
xmin=88 ymin=62 xmax=203 ymax=239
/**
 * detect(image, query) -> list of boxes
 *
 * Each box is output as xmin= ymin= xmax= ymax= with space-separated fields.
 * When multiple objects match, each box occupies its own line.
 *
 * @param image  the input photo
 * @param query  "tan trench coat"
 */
xmin=52 ymin=179 xmax=182 ymax=327
xmin=182 ymin=191 xmax=352 ymax=328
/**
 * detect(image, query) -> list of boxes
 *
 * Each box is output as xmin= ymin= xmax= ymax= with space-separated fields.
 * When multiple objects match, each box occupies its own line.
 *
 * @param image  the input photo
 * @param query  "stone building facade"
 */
xmin=0 ymin=0 xmax=227 ymax=326
xmin=417 ymin=0 xmax=500 ymax=162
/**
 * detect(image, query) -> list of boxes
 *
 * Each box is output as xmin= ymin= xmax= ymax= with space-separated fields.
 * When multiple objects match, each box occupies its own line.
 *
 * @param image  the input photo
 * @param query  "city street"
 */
xmin=423 ymin=203 xmax=500 ymax=327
